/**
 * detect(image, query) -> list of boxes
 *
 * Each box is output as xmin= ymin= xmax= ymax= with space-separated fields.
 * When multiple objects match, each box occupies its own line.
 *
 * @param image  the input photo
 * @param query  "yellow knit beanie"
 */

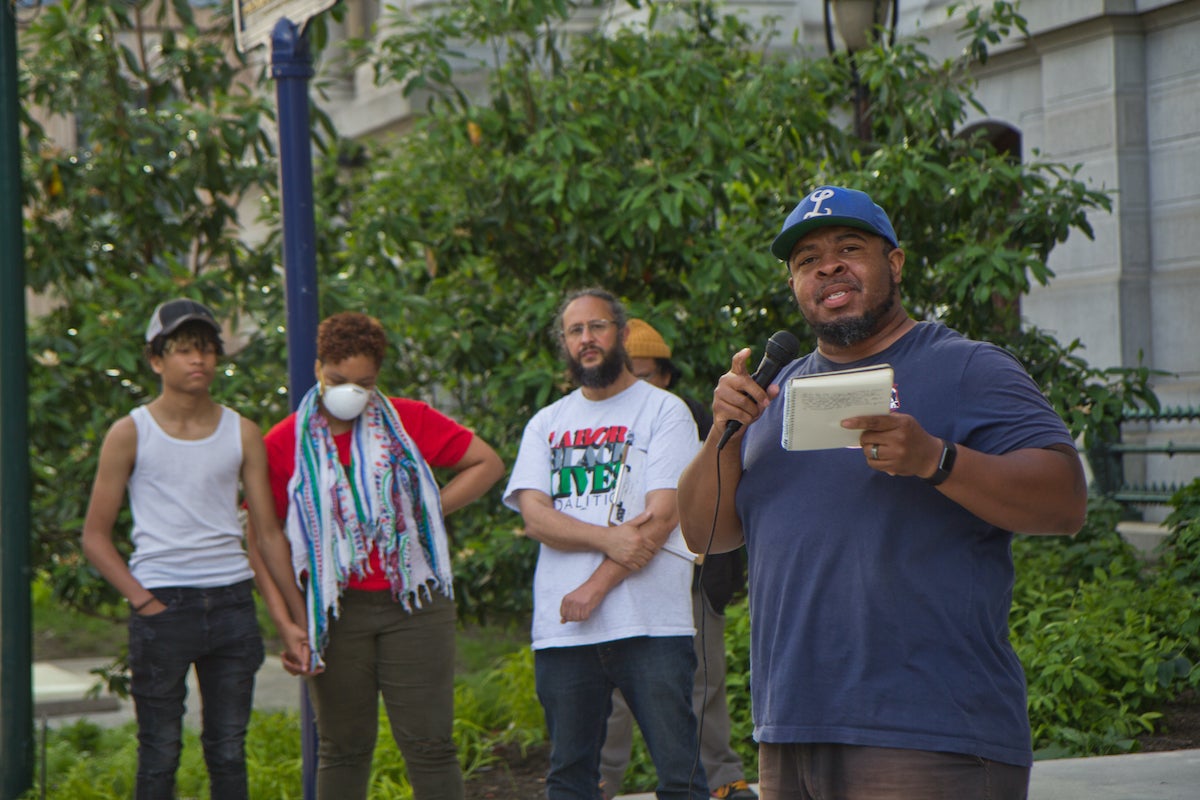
xmin=625 ymin=319 xmax=672 ymax=359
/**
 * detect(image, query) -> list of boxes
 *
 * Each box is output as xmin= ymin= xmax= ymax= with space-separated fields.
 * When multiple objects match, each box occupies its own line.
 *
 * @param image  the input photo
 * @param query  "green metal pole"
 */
xmin=0 ymin=1 xmax=33 ymax=797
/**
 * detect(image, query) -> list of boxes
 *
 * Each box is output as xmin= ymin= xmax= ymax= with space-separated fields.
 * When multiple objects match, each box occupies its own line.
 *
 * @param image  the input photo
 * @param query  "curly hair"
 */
xmin=317 ymin=312 xmax=388 ymax=367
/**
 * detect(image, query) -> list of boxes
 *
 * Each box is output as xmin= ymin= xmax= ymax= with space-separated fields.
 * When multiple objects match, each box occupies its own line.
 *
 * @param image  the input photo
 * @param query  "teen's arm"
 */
xmin=240 ymin=419 xmax=313 ymax=674
xmin=81 ymin=417 xmax=164 ymax=614
xmin=438 ymin=434 xmax=506 ymax=516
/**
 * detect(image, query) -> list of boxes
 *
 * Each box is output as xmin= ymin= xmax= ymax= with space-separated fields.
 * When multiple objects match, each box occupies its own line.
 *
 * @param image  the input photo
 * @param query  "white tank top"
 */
xmin=127 ymin=405 xmax=255 ymax=588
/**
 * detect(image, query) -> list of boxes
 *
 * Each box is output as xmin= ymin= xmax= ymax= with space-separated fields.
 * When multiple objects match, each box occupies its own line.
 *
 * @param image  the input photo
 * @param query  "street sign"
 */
xmin=233 ymin=0 xmax=337 ymax=54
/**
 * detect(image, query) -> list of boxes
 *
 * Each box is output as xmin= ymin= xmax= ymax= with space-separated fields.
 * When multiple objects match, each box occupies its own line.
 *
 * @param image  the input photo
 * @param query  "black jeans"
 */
xmin=128 ymin=579 xmax=264 ymax=800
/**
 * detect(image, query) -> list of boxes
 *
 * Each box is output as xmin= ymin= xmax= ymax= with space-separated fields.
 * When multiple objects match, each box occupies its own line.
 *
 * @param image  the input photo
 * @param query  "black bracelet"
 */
xmin=923 ymin=440 xmax=958 ymax=486
xmin=131 ymin=596 xmax=156 ymax=613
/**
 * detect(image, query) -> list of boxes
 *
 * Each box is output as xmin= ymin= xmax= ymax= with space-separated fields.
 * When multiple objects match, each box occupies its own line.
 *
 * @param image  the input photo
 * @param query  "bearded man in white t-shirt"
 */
xmin=504 ymin=287 xmax=708 ymax=800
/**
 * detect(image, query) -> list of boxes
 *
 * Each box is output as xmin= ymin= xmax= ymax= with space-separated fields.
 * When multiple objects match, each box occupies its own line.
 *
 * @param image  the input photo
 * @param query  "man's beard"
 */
xmin=807 ymin=279 xmax=897 ymax=348
xmin=568 ymin=341 xmax=628 ymax=388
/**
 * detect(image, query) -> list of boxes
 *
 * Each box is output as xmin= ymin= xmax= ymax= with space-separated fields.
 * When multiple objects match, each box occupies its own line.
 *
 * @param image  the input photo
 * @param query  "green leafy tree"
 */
xmin=19 ymin=0 xmax=287 ymax=609
xmin=259 ymin=0 xmax=1158 ymax=627
xmin=340 ymin=0 xmax=1154 ymax=464
xmin=22 ymin=0 xmax=1156 ymax=626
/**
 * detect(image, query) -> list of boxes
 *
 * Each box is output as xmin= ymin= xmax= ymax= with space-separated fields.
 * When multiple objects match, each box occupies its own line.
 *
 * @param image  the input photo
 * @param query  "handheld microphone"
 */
xmin=716 ymin=330 xmax=801 ymax=451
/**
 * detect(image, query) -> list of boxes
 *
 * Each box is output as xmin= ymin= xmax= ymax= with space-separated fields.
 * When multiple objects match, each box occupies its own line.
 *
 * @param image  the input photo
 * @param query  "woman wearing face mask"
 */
xmin=254 ymin=311 xmax=505 ymax=800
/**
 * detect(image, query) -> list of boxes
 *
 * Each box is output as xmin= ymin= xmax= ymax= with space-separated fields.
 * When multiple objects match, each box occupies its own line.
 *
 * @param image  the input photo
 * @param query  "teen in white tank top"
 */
xmin=127 ymin=405 xmax=255 ymax=588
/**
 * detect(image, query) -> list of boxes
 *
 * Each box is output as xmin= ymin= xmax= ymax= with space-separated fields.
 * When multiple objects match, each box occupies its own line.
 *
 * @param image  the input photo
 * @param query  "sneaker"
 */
xmin=712 ymin=779 xmax=757 ymax=799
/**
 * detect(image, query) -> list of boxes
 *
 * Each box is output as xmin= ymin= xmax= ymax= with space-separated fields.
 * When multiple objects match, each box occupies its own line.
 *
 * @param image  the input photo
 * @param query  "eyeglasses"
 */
xmin=561 ymin=319 xmax=617 ymax=341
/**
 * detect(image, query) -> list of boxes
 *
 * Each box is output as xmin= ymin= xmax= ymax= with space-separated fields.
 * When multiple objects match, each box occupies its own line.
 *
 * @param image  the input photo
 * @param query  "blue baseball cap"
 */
xmin=771 ymin=186 xmax=899 ymax=261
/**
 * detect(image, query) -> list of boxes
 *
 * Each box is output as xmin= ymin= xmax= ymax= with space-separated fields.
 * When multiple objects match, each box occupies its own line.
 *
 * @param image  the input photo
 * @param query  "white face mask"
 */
xmin=321 ymin=383 xmax=371 ymax=421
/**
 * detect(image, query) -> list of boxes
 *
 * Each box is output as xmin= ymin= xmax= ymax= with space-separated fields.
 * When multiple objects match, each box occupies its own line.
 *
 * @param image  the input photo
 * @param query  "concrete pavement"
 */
xmin=33 ymin=656 xmax=1200 ymax=799
xmin=33 ymin=655 xmax=300 ymax=732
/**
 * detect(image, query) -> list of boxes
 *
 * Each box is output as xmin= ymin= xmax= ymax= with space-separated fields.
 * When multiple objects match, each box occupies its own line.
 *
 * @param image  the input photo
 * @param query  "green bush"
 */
xmin=451 ymin=509 xmax=539 ymax=626
xmin=723 ymin=600 xmax=757 ymax=775
xmin=29 ymin=719 xmax=207 ymax=799
xmin=28 ymin=642 xmax=542 ymax=800
xmin=1012 ymin=496 xmax=1200 ymax=757
xmin=1163 ymin=478 xmax=1200 ymax=586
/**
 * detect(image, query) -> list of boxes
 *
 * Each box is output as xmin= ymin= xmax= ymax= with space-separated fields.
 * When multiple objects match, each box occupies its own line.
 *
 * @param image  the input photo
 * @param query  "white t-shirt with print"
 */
xmin=504 ymin=380 xmax=700 ymax=649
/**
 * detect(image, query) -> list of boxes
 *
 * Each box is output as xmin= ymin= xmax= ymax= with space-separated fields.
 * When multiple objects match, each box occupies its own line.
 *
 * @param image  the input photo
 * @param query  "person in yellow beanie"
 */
xmin=625 ymin=318 xmax=673 ymax=360
xmin=602 ymin=320 xmax=756 ymax=800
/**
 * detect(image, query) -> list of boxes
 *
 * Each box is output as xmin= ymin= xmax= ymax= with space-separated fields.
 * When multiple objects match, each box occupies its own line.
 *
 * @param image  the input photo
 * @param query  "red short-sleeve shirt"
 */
xmin=263 ymin=397 xmax=473 ymax=591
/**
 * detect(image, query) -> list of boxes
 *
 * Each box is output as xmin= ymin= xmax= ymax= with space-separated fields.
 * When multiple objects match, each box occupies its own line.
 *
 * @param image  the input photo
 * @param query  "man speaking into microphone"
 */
xmin=677 ymin=186 xmax=1086 ymax=800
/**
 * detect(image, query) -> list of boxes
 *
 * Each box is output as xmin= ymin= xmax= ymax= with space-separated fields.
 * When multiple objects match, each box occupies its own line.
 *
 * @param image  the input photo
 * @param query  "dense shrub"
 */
xmin=1163 ymin=478 xmax=1200 ymax=587
xmin=26 ymin=646 xmax=543 ymax=800
xmin=1011 ymin=496 xmax=1199 ymax=756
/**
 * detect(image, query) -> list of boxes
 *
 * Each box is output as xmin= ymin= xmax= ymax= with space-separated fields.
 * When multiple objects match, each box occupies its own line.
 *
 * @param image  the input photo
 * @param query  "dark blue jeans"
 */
xmin=535 ymin=636 xmax=708 ymax=800
xmin=128 ymin=579 xmax=264 ymax=800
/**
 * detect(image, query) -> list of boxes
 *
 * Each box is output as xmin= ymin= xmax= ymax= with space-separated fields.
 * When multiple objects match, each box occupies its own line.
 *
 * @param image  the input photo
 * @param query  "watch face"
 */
xmin=925 ymin=440 xmax=956 ymax=486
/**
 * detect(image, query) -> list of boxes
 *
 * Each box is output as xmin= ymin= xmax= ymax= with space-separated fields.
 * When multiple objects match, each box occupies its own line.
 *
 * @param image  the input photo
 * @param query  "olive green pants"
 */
xmin=306 ymin=589 xmax=463 ymax=800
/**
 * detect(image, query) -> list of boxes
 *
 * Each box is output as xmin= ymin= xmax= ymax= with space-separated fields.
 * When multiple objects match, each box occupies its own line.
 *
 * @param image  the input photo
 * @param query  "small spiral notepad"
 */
xmin=781 ymin=364 xmax=894 ymax=451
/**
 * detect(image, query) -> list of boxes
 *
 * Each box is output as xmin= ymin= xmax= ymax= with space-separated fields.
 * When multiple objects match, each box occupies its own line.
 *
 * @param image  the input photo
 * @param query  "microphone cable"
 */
xmin=686 ymin=331 xmax=797 ymax=795
xmin=687 ymin=443 xmax=727 ymax=797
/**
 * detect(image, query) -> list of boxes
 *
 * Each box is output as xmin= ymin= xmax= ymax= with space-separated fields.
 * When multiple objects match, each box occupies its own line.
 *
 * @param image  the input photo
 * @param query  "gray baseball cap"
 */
xmin=145 ymin=298 xmax=220 ymax=343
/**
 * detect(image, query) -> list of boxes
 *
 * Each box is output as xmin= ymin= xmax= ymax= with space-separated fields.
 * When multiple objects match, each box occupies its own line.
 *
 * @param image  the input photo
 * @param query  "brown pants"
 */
xmin=758 ymin=742 xmax=1029 ymax=800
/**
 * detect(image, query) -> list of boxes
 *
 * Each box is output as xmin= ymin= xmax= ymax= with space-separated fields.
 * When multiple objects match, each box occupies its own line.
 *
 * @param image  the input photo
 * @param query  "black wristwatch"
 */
xmin=923 ymin=439 xmax=957 ymax=486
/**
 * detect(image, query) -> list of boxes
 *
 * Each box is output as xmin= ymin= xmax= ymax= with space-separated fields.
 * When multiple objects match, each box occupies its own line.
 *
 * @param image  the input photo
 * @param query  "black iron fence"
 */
xmin=1088 ymin=406 xmax=1200 ymax=513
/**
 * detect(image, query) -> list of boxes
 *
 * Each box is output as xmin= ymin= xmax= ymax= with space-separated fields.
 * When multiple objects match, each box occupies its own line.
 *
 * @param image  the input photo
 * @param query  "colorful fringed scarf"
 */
xmin=285 ymin=385 xmax=452 ymax=670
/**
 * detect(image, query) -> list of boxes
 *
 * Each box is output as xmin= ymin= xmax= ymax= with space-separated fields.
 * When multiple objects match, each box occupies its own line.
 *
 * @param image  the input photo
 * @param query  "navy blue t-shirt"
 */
xmin=736 ymin=321 xmax=1075 ymax=767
